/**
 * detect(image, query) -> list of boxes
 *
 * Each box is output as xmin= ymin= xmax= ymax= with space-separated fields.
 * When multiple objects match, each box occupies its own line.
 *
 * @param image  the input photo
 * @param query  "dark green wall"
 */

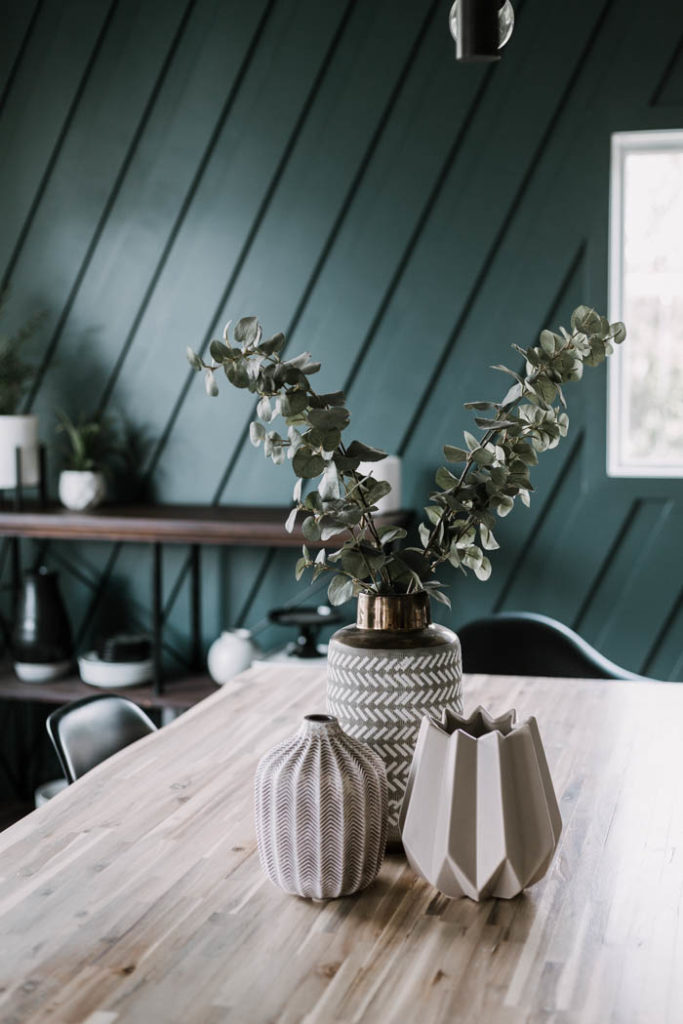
xmin=2 ymin=0 xmax=683 ymax=678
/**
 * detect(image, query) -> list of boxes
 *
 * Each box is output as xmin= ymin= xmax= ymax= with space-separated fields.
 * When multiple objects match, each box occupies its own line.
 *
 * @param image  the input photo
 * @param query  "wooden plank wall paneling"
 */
xmin=1 ymin=0 xmax=683 ymax=680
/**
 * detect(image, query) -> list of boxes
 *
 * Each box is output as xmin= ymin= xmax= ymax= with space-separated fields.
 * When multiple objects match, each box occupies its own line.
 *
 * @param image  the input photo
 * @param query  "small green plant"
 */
xmin=0 ymin=289 xmax=44 ymax=415
xmin=188 ymin=306 xmax=625 ymax=607
xmin=56 ymin=411 xmax=121 ymax=473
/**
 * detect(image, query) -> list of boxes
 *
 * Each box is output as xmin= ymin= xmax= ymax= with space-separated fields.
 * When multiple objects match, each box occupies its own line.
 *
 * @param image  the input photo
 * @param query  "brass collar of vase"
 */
xmin=356 ymin=592 xmax=431 ymax=631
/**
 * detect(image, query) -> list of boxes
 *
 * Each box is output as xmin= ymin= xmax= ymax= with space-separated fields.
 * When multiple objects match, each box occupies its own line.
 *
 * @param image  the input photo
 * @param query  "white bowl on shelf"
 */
xmin=78 ymin=652 xmax=153 ymax=688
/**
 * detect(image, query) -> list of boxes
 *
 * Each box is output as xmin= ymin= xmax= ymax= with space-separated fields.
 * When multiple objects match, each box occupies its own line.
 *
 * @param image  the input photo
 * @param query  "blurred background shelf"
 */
xmin=0 ymin=503 xmax=410 ymax=547
xmin=0 ymin=661 xmax=219 ymax=710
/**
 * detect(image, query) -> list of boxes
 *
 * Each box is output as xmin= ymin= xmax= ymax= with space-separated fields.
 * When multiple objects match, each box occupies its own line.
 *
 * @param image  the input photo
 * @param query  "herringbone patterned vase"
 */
xmin=327 ymin=593 xmax=463 ymax=842
xmin=254 ymin=714 xmax=387 ymax=899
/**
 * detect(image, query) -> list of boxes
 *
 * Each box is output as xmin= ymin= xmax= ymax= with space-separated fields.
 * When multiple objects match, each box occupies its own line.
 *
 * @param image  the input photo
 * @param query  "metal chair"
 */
xmin=457 ymin=611 xmax=650 ymax=680
xmin=46 ymin=694 xmax=157 ymax=784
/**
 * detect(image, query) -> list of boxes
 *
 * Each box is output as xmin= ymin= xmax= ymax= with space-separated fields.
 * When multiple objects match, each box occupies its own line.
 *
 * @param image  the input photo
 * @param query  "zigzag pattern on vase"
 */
xmin=254 ymin=716 xmax=387 ymax=900
xmin=326 ymin=640 xmax=463 ymax=839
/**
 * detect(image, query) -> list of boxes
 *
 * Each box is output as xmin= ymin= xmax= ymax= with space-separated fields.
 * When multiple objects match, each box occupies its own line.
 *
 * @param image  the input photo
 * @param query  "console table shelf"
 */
xmin=0 ymin=662 xmax=219 ymax=710
xmin=0 ymin=503 xmax=410 ymax=547
xmin=0 ymin=503 xmax=411 ymax=703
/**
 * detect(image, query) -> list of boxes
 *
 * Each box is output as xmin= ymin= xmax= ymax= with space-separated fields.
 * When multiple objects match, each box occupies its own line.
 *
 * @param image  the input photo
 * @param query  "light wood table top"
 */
xmin=0 ymin=664 xmax=681 ymax=1024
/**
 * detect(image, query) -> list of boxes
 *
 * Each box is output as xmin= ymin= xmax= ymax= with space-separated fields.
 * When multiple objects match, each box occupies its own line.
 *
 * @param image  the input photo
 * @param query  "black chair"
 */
xmin=457 ymin=611 xmax=650 ymax=680
xmin=46 ymin=694 xmax=158 ymax=784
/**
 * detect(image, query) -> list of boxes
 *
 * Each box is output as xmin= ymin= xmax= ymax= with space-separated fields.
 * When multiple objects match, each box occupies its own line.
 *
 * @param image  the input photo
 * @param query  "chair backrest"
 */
xmin=457 ymin=611 xmax=650 ymax=680
xmin=46 ymin=694 xmax=157 ymax=784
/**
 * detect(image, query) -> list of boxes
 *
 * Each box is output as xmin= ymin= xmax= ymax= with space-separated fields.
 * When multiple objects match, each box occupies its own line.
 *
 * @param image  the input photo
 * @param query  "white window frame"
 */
xmin=608 ymin=128 xmax=683 ymax=478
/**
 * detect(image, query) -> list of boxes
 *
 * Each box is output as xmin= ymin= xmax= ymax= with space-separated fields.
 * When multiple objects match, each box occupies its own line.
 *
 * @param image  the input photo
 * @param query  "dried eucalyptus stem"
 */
xmin=188 ymin=306 xmax=625 ymax=607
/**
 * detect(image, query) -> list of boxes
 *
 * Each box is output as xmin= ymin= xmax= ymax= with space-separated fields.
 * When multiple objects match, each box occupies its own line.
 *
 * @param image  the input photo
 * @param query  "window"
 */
xmin=608 ymin=130 xmax=683 ymax=477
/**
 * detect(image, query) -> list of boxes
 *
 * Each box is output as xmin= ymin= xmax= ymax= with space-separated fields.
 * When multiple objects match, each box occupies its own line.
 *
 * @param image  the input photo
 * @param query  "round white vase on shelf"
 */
xmin=0 ymin=414 xmax=40 ymax=489
xmin=207 ymin=628 xmax=260 ymax=684
xmin=254 ymin=713 xmax=387 ymax=899
xmin=327 ymin=591 xmax=463 ymax=844
xmin=58 ymin=470 xmax=106 ymax=511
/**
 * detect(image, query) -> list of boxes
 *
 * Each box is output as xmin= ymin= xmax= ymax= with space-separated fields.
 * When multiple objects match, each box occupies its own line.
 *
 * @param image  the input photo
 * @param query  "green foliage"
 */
xmin=0 ymin=290 xmax=45 ymax=415
xmin=56 ymin=410 xmax=122 ymax=473
xmin=188 ymin=307 xmax=626 ymax=607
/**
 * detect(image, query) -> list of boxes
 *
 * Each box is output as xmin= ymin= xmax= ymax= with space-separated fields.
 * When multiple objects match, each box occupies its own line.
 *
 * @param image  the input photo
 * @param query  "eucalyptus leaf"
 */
xmin=292 ymin=448 xmax=325 ymax=479
xmin=257 ymin=396 xmax=272 ymax=422
xmin=318 ymin=462 xmax=340 ymax=500
xmin=186 ymin=347 xmax=203 ymax=371
xmin=308 ymin=408 xmax=350 ymax=431
xmin=443 ymin=445 xmax=468 ymax=463
xmin=302 ymin=516 xmax=321 ymax=542
xmin=210 ymin=340 xmax=233 ymax=363
xmin=234 ymin=317 xmax=261 ymax=346
xmin=249 ymin=421 xmax=265 ymax=447
xmin=226 ymin=361 xmax=250 ymax=388
xmin=346 ymin=440 xmax=387 ymax=462
xmin=328 ymin=574 xmax=355 ymax=606
xmin=205 ymin=370 xmax=219 ymax=397
xmin=257 ymin=332 xmax=285 ymax=356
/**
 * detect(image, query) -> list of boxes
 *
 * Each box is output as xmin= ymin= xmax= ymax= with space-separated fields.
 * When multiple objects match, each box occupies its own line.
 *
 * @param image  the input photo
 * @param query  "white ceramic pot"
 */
xmin=255 ymin=714 xmax=387 ymax=899
xmin=357 ymin=455 xmax=402 ymax=513
xmin=58 ymin=470 xmax=106 ymax=511
xmin=207 ymin=628 xmax=260 ymax=684
xmin=0 ymin=414 xmax=40 ymax=489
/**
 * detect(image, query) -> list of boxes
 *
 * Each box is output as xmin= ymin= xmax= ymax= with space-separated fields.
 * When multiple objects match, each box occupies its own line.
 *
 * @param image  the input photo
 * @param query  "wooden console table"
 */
xmin=0 ymin=504 xmax=409 ymax=705
xmin=0 ymin=664 xmax=681 ymax=1023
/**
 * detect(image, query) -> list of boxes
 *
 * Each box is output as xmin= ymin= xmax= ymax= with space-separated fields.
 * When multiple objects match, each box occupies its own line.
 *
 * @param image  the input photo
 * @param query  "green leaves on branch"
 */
xmin=190 ymin=307 xmax=626 ymax=606
xmin=423 ymin=307 xmax=625 ymax=584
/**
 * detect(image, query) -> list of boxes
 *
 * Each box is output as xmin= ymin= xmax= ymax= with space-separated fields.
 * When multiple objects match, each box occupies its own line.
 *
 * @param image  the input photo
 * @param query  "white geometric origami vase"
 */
xmin=254 ymin=714 xmax=387 ymax=899
xmin=399 ymin=706 xmax=562 ymax=901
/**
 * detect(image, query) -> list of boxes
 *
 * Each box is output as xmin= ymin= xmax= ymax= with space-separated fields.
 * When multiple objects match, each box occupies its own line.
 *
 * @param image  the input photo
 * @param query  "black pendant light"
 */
xmin=449 ymin=0 xmax=515 ymax=63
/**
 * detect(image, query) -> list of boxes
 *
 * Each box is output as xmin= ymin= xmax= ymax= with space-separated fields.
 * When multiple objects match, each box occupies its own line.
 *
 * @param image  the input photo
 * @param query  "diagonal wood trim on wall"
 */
xmin=1 ymin=0 xmax=683 ymax=679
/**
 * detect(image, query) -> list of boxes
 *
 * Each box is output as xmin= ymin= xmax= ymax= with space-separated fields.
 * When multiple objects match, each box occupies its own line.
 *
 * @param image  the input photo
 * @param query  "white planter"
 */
xmin=400 ymin=706 xmax=562 ymax=900
xmin=255 ymin=714 xmax=387 ymax=899
xmin=0 ymin=414 xmax=39 ymax=489
xmin=207 ymin=628 xmax=260 ymax=684
xmin=357 ymin=455 xmax=402 ymax=513
xmin=58 ymin=470 xmax=106 ymax=511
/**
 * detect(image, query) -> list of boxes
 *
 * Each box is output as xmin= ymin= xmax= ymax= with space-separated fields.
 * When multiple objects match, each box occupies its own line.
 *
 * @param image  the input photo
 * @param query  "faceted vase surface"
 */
xmin=399 ymin=706 xmax=563 ymax=900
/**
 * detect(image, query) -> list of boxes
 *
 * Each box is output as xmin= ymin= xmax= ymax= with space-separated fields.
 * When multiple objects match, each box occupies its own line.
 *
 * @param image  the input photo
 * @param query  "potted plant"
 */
xmin=188 ymin=306 xmax=626 ymax=836
xmin=56 ymin=411 xmax=120 ymax=511
xmin=0 ymin=291 xmax=44 ymax=491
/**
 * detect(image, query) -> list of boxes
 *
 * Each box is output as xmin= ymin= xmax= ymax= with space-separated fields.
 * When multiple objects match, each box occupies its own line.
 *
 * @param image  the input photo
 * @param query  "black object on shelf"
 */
xmin=268 ymin=605 xmax=343 ymax=659
xmin=97 ymin=633 xmax=152 ymax=663
xmin=9 ymin=444 xmax=47 ymax=512
xmin=11 ymin=567 xmax=73 ymax=678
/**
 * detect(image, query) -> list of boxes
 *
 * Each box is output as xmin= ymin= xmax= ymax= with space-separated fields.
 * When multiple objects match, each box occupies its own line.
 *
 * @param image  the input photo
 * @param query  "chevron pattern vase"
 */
xmin=327 ymin=592 xmax=463 ymax=843
xmin=254 ymin=714 xmax=387 ymax=899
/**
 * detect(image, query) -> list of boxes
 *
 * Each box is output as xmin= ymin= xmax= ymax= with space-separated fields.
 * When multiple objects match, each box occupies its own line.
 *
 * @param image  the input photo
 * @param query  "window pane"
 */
xmin=609 ymin=132 xmax=683 ymax=476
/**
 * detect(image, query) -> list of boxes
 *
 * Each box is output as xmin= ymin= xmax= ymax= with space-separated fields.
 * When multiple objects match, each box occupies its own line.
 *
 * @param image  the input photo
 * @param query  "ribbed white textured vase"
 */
xmin=254 ymin=714 xmax=387 ymax=899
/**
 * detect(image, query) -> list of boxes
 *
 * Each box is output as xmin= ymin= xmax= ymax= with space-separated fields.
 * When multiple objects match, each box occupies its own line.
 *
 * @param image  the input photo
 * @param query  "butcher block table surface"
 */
xmin=1 ymin=665 xmax=682 ymax=1024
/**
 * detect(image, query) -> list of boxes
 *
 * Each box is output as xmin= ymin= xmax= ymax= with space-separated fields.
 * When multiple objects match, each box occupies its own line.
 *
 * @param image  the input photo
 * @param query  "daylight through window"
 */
xmin=608 ymin=130 xmax=683 ymax=476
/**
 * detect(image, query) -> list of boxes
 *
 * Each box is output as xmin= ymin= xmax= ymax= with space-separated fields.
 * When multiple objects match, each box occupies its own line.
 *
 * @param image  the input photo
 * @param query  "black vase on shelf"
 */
xmin=12 ymin=567 xmax=73 ymax=683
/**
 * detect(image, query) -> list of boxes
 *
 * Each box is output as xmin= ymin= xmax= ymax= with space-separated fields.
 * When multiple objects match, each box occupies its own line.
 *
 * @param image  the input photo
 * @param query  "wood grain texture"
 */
xmin=0 ymin=504 xmax=409 ymax=546
xmin=0 ymin=664 xmax=681 ymax=1023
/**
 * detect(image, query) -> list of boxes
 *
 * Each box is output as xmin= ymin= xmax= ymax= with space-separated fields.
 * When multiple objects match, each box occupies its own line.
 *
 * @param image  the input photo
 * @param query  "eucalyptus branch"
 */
xmin=188 ymin=306 xmax=625 ymax=608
